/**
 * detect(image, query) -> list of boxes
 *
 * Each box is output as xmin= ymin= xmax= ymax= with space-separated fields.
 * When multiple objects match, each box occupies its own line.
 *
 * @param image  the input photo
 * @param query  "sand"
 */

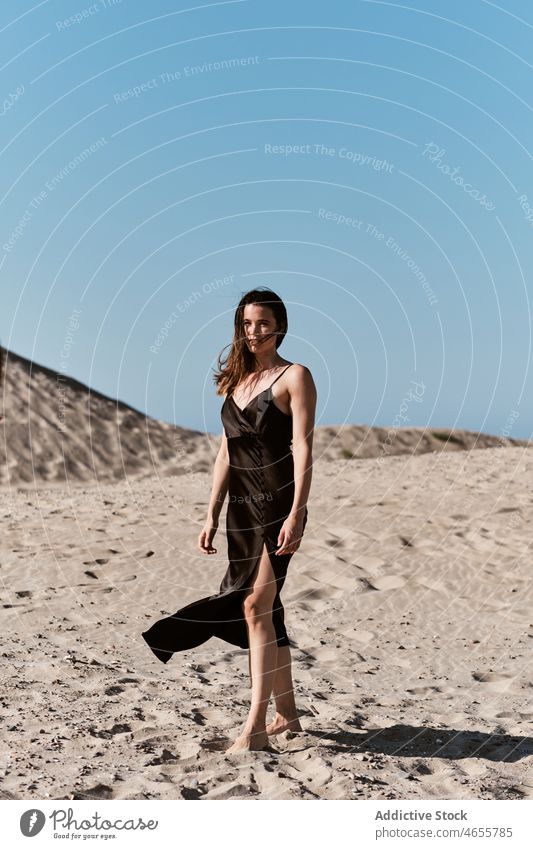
xmin=1 ymin=444 xmax=532 ymax=800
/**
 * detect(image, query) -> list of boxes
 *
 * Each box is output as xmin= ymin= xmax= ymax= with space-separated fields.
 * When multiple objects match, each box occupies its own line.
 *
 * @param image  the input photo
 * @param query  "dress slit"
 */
xmin=241 ymin=540 xmax=285 ymax=648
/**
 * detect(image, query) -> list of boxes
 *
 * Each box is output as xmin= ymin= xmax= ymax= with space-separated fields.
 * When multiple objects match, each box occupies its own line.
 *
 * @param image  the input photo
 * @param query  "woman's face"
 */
xmin=241 ymin=304 xmax=278 ymax=354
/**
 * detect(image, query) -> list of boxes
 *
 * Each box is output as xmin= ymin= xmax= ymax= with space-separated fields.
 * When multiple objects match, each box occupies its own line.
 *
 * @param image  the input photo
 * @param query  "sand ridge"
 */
xmin=0 ymin=345 xmax=529 ymax=486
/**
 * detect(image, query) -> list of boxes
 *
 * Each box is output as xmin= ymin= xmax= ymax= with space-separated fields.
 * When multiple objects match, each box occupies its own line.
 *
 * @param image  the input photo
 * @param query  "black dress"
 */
xmin=141 ymin=363 xmax=308 ymax=664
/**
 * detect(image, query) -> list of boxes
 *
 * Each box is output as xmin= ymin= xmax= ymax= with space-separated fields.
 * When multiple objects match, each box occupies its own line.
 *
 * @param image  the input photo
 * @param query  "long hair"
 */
xmin=214 ymin=288 xmax=288 ymax=397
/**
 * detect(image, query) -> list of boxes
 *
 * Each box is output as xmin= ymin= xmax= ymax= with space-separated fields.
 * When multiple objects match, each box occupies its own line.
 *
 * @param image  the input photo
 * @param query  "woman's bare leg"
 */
xmin=226 ymin=545 xmax=278 ymax=753
xmin=266 ymin=644 xmax=303 ymax=735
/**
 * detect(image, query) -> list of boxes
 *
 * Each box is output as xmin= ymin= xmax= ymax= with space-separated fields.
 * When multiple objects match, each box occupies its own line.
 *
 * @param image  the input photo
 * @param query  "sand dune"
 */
xmin=0 ymin=345 xmax=529 ymax=487
xmin=0 ymin=346 xmax=204 ymax=486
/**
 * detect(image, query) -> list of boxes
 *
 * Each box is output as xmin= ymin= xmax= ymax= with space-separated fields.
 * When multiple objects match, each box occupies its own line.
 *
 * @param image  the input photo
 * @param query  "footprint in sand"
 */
xmin=325 ymin=537 xmax=344 ymax=548
xmin=355 ymin=577 xmax=378 ymax=593
xmin=341 ymin=627 xmax=375 ymax=643
xmin=132 ymin=727 xmax=168 ymax=745
xmin=293 ymin=587 xmax=340 ymax=602
xmin=73 ymin=783 xmax=114 ymax=800
xmin=204 ymin=781 xmax=261 ymax=799
xmin=472 ymin=671 xmax=514 ymax=691
xmin=352 ymin=554 xmax=389 ymax=573
xmin=88 ymin=722 xmax=132 ymax=738
xmin=309 ymin=646 xmax=339 ymax=663
xmin=372 ymin=575 xmax=406 ymax=591
xmin=406 ymin=685 xmax=455 ymax=697
xmin=199 ymin=737 xmax=230 ymax=752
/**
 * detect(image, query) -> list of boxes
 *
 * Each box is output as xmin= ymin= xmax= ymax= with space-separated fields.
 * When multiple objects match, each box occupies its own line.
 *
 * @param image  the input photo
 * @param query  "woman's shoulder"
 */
xmin=287 ymin=362 xmax=313 ymax=378
xmin=285 ymin=363 xmax=315 ymax=390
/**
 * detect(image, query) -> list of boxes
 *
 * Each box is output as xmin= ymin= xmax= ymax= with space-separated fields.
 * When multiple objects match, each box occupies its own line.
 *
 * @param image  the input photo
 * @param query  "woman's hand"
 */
xmin=275 ymin=514 xmax=305 ymax=556
xmin=198 ymin=521 xmax=218 ymax=554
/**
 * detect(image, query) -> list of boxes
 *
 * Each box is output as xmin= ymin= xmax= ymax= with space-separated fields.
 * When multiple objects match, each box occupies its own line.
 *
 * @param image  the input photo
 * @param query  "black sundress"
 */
xmin=141 ymin=363 xmax=308 ymax=663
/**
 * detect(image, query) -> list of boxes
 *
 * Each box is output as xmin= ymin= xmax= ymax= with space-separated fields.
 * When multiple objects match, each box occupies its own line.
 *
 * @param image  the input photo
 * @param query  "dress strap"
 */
xmin=269 ymin=363 xmax=293 ymax=389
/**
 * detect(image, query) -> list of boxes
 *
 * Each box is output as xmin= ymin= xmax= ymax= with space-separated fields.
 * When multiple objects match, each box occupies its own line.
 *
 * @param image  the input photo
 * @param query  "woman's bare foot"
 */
xmin=225 ymin=727 xmax=270 ymax=753
xmin=265 ymin=712 xmax=303 ymax=736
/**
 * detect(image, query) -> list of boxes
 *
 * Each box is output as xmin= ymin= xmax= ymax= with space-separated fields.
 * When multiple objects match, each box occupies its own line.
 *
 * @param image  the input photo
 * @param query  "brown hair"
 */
xmin=214 ymin=288 xmax=288 ymax=397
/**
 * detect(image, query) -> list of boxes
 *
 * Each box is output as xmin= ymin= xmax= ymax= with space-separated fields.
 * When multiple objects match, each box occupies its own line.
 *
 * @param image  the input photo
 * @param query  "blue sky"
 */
xmin=1 ymin=0 xmax=532 ymax=439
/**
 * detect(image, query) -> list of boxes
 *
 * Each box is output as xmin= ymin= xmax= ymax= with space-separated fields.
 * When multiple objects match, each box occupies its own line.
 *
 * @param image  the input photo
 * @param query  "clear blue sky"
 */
xmin=2 ymin=0 xmax=532 ymax=439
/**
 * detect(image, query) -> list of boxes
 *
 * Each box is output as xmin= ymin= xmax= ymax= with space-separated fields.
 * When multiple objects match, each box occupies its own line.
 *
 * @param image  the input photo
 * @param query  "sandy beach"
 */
xmin=1 ymin=438 xmax=532 ymax=800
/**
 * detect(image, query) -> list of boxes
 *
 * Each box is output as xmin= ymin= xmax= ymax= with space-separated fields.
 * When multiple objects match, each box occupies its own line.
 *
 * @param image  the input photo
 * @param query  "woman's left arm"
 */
xmin=276 ymin=365 xmax=316 ymax=554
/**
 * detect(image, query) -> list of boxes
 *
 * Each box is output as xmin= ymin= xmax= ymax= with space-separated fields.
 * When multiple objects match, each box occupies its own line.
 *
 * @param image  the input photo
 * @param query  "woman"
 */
xmin=142 ymin=288 xmax=316 ymax=753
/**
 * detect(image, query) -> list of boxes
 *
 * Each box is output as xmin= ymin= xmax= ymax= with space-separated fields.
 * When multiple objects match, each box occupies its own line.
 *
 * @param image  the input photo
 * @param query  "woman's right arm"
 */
xmin=197 ymin=431 xmax=230 ymax=554
xmin=207 ymin=431 xmax=230 ymax=525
